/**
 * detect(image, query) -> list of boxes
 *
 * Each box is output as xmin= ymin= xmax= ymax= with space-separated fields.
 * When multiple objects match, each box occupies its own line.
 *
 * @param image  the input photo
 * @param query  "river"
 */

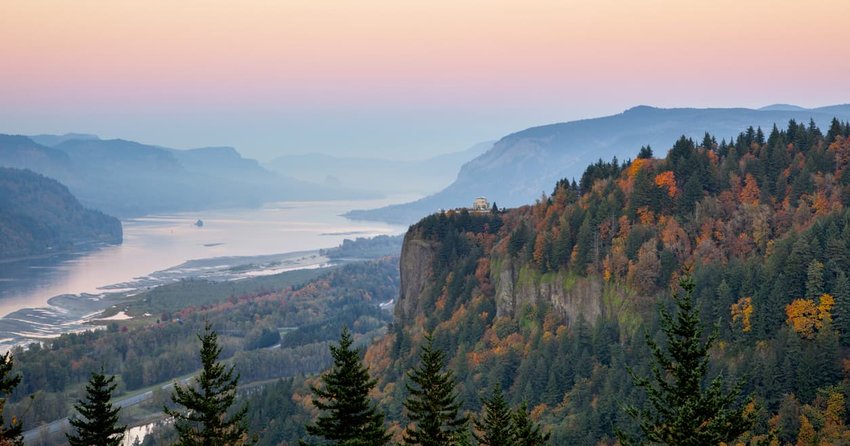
xmin=0 ymin=198 xmax=409 ymax=343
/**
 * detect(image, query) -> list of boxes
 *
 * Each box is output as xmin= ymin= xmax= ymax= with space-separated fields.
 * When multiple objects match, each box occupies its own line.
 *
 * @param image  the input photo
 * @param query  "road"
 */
xmin=22 ymin=379 xmax=186 ymax=444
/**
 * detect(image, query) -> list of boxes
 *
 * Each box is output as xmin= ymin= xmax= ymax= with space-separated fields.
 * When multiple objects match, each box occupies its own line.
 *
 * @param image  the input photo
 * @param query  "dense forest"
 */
xmin=4 ymin=118 xmax=850 ymax=445
xmin=0 ymin=167 xmax=122 ymax=257
xmin=361 ymin=117 xmax=850 ymax=444
xmin=3 ymin=259 xmax=397 ymax=441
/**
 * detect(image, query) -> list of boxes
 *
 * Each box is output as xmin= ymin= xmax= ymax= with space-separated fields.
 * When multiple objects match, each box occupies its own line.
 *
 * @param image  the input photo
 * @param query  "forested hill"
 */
xmin=350 ymin=104 xmax=850 ymax=224
xmin=365 ymin=117 xmax=850 ymax=444
xmin=0 ymin=167 xmax=122 ymax=258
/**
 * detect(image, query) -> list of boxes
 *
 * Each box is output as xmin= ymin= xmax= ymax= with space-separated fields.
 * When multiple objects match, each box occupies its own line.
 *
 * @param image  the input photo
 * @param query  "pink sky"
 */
xmin=2 ymin=0 xmax=849 ymax=159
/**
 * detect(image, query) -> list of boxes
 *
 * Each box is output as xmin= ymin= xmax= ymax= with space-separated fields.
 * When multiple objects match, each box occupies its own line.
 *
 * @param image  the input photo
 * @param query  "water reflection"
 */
xmin=0 ymin=199 xmax=408 ymax=317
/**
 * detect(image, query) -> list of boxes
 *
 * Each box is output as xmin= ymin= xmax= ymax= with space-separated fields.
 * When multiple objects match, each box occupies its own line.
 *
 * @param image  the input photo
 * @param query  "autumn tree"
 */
xmin=619 ymin=277 xmax=754 ymax=445
xmin=403 ymin=333 xmax=467 ymax=446
xmin=786 ymin=294 xmax=834 ymax=339
xmin=627 ymin=239 xmax=660 ymax=294
xmin=739 ymin=173 xmax=761 ymax=205
xmin=303 ymin=327 xmax=390 ymax=446
xmin=67 ymin=370 xmax=126 ymax=446
xmin=165 ymin=322 xmax=250 ymax=446
xmin=730 ymin=297 xmax=753 ymax=333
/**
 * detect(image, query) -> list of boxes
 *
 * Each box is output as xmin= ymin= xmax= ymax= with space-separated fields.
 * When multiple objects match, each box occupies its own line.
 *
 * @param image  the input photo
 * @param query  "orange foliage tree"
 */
xmin=654 ymin=171 xmax=678 ymax=198
xmin=739 ymin=174 xmax=761 ymax=205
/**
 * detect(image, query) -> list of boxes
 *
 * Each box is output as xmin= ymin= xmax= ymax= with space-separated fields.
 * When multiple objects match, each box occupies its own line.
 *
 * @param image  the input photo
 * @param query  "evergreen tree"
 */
xmin=474 ymin=386 xmax=513 ymax=446
xmin=302 ymin=327 xmax=390 ymax=446
xmin=805 ymin=260 xmax=825 ymax=299
xmin=165 ymin=322 xmax=250 ymax=446
xmin=511 ymin=402 xmax=550 ymax=446
xmin=619 ymin=277 xmax=754 ymax=446
xmin=638 ymin=146 xmax=653 ymax=159
xmin=0 ymin=352 xmax=22 ymax=446
xmin=833 ymin=271 xmax=850 ymax=346
xmin=403 ymin=333 xmax=467 ymax=446
xmin=67 ymin=370 xmax=126 ymax=446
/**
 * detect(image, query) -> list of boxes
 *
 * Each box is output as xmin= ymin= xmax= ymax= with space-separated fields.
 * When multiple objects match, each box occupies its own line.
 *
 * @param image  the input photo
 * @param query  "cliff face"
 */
xmin=492 ymin=258 xmax=602 ymax=323
xmin=395 ymin=231 xmax=438 ymax=324
xmin=396 ymin=217 xmax=625 ymax=331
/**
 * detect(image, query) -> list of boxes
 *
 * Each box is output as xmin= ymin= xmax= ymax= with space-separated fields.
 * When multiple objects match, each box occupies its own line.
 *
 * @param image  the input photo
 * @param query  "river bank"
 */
xmin=0 ymin=198 xmax=410 ymax=350
xmin=0 ymin=249 xmax=337 ymax=351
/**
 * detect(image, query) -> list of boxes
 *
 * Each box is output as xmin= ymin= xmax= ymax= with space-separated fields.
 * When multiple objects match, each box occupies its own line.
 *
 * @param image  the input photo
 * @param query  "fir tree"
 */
xmin=67 ymin=370 xmax=126 ymax=446
xmin=511 ymin=402 xmax=550 ymax=446
xmin=165 ymin=322 xmax=250 ymax=446
xmin=805 ymin=260 xmax=825 ymax=299
xmin=619 ymin=276 xmax=754 ymax=446
xmin=302 ymin=327 xmax=390 ymax=446
xmin=0 ymin=352 xmax=22 ymax=446
xmin=403 ymin=333 xmax=467 ymax=446
xmin=474 ymin=386 xmax=513 ymax=446
xmin=833 ymin=271 xmax=850 ymax=346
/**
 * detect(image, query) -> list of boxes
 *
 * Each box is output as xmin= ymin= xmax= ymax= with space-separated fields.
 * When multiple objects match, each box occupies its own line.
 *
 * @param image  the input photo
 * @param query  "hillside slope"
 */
xmin=0 ymin=167 xmax=122 ymax=258
xmin=0 ymin=135 xmax=373 ymax=216
xmin=364 ymin=117 xmax=850 ymax=444
xmin=349 ymin=104 xmax=850 ymax=224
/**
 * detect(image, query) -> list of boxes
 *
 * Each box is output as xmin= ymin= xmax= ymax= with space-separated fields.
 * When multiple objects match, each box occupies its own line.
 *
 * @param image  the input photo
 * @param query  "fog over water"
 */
xmin=0 ymin=198 xmax=410 ymax=317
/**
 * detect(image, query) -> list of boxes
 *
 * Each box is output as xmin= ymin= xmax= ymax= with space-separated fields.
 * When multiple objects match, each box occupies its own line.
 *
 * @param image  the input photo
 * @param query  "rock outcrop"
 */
xmin=395 ymin=231 xmax=438 ymax=323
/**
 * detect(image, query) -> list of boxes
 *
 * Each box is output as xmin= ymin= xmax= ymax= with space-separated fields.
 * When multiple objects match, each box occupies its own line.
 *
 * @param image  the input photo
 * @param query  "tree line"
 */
xmin=0 ymin=276 xmax=753 ymax=445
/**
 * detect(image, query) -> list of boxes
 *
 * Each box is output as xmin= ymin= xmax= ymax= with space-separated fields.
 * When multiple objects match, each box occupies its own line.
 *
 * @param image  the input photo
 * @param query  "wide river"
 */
xmin=0 ymin=198 xmax=409 ymax=318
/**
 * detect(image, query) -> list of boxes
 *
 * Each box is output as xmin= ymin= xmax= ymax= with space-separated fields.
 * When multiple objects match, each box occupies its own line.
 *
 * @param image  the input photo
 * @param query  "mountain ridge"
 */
xmin=0 ymin=135 xmax=375 ymax=217
xmin=348 ymin=104 xmax=850 ymax=224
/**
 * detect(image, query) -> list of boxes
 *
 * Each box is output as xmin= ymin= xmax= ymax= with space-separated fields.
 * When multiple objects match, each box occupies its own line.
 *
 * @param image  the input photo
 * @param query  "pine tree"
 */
xmin=67 ymin=370 xmax=126 ymax=446
xmin=0 ymin=352 xmax=22 ymax=446
xmin=302 ymin=327 xmax=390 ymax=446
xmin=511 ymin=402 xmax=550 ymax=446
xmin=474 ymin=386 xmax=513 ymax=446
xmin=619 ymin=276 xmax=754 ymax=446
xmin=403 ymin=333 xmax=467 ymax=446
xmin=165 ymin=322 xmax=250 ymax=446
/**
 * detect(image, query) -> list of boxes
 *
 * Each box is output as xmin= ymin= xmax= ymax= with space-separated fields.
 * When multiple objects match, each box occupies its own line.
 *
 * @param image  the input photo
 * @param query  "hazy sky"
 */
xmin=2 ymin=0 xmax=849 ymax=161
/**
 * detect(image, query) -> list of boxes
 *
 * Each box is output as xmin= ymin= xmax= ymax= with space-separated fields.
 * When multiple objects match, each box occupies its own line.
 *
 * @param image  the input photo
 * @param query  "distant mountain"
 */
xmin=0 ymin=167 xmax=122 ymax=258
xmin=265 ymin=141 xmax=491 ymax=195
xmin=28 ymin=133 xmax=100 ymax=147
xmin=758 ymin=103 xmax=807 ymax=111
xmin=0 ymin=135 xmax=375 ymax=217
xmin=347 ymin=104 xmax=850 ymax=223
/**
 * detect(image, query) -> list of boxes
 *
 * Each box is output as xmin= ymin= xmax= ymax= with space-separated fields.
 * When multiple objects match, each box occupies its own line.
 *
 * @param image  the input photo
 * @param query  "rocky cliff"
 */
xmin=395 ymin=232 xmax=439 ymax=324
xmin=394 ymin=210 xmax=636 ymax=332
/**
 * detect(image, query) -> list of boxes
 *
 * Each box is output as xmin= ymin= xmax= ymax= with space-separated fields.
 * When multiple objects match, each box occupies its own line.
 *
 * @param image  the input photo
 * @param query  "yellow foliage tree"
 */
xmin=786 ymin=294 xmax=835 ymax=339
xmin=730 ymin=297 xmax=753 ymax=333
xmin=796 ymin=414 xmax=816 ymax=446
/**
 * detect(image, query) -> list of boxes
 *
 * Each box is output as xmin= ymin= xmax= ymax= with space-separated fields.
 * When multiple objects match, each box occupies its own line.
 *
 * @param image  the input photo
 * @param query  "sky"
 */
xmin=2 ymin=0 xmax=849 ymax=161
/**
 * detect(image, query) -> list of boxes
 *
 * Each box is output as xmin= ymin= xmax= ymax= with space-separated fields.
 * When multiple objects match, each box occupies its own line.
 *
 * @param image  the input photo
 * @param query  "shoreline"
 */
xmin=0 ymin=249 xmax=334 ymax=352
